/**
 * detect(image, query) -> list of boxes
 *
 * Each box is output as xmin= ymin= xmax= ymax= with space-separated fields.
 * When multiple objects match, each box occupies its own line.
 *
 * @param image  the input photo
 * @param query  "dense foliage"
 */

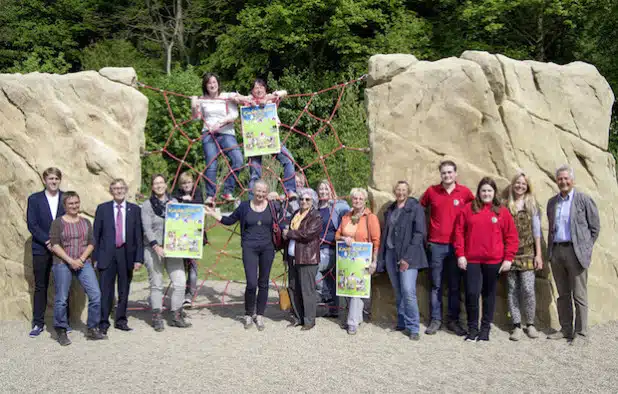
xmin=2 ymin=0 xmax=616 ymax=193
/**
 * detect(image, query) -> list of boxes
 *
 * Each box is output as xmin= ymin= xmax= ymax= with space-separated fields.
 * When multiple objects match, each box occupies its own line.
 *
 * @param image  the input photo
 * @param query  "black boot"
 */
xmin=152 ymin=308 xmax=165 ymax=332
xmin=56 ymin=328 xmax=71 ymax=346
xmin=170 ymin=309 xmax=192 ymax=328
xmin=86 ymin=327 xmax=106 ymax=340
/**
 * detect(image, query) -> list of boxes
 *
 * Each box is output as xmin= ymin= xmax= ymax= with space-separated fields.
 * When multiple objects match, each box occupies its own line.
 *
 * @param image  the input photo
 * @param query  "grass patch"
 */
xmin=134 ymin=218 xmax=286 ymax=282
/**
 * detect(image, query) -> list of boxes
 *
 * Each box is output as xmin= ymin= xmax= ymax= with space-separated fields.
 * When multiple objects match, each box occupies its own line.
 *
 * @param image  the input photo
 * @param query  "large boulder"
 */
xmin=366 ymin=52 xmax=617 ymax=328
xmin=0 ymin=68 xmax=147 ymax=322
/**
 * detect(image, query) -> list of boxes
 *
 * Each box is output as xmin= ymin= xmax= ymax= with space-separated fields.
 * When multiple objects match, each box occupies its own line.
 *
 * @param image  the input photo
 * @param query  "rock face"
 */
xmin=0 ymin=68 xmax=147 ymax=322
xmin=366 ymin=52 xmax=617 ymax=328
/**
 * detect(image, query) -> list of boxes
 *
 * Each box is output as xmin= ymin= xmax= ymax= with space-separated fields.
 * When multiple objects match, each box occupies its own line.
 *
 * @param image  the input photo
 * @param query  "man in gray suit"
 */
xmin=546 ymin=165 xmax=600 ymax=343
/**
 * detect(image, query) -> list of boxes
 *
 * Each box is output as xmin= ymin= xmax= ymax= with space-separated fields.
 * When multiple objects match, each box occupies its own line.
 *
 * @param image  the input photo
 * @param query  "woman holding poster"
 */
xmin=142 ymin=174 xmax=191 ymax=331
xmin=191 ymin=73 xmax=243 ymax=204
xmin=335 ymin=188 xmax=380 ymax=335
xmin=282 ymin=189 xmax=322 ymax=330
xmin=377 ymin=181 xmax=427 ymax=341
xmin=235 ymin=78 xmax=297 ymax=199
xmin=205 ymin=180 xmax=282 ymax=331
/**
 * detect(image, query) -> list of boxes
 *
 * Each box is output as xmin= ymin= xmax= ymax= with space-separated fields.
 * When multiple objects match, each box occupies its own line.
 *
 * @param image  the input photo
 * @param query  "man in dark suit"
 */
xmin=93 ymin=178 xmax=144 ymax=334
xmin=26 ymin=167 xmax=66 ymax=337
xmin=546 ymin=165 xmax=600 ymax=344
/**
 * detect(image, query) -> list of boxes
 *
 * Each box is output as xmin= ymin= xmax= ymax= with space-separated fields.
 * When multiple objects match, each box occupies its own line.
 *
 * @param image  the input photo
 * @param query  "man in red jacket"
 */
xmin=454 ymin=177 xmax=519 ymax=341
xmin=420 ymin=161 xmax=474 ymax=336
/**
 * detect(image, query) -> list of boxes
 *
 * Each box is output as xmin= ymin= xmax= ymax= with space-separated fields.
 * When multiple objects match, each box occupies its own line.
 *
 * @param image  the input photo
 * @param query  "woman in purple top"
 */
xmin=49 ymin=191 xmax=105 ymax=346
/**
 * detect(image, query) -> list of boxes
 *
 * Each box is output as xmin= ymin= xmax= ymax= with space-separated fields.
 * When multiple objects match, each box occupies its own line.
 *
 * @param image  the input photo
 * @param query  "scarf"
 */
xmin=350 ymin=207 xmax=365 ymax=225
xmin=150 ymin=194 xmax=168 ymax=218
xmin=290 ymin=208 xmax=311 ymax=230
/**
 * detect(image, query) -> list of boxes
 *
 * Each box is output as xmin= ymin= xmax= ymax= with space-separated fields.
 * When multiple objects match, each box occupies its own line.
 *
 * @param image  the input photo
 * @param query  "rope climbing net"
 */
xmin=135 ymin=75 xmax=369 ymax=309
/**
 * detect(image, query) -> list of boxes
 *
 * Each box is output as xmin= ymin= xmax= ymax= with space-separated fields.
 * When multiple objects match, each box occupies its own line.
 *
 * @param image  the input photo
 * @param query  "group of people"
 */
xmin=25 ymin=72 xmax=600 ymax=346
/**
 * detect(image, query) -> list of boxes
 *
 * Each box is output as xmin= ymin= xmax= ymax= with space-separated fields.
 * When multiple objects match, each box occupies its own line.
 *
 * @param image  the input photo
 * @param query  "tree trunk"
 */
xmin=536 ymin=10 xmax=545 ymax=61
xmin=166 ymin=41 xmax=174 ymax=75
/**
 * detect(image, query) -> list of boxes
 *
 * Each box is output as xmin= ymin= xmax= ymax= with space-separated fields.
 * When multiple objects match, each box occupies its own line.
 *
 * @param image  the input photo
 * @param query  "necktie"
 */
xmin=116 ymin=204 xmax=123 ymax=247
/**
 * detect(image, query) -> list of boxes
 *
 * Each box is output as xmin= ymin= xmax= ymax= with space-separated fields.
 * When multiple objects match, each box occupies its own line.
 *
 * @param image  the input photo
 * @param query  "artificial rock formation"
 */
xmin=366 ymin=52 xmax=617 ymax=328
xmin=0 ymin=68 xmax=147 ymax=321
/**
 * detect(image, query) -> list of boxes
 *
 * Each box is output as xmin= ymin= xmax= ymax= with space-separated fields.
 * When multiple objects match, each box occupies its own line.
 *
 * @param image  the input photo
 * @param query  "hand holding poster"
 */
xmin=163 ymin=203 xmax=206 ymax=259
xmin=240 ymin=103 xmax=281 ymax=157
xmin=336 ymin=241 xmax=372 ymax=298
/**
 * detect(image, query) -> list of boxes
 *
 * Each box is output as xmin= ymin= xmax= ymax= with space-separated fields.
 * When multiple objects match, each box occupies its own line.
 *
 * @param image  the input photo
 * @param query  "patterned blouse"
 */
xmin=49 ymin=217 xmax=94 ymax=264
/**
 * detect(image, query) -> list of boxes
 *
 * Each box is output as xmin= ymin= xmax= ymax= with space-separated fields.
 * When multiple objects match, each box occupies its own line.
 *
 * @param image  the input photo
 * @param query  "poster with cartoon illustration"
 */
xmin=163 ymin=203 xmax=205 ymax=259
xmin=336 ymin=241 xmax=372 ymax=298
xmin=240 ymin=103 xmax=281 ymax=157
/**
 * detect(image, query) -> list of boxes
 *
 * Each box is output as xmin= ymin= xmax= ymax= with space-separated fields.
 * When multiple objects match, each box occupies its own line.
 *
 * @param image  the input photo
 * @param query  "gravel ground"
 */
xmin=1 ymin=280 xmax=617 ymax=393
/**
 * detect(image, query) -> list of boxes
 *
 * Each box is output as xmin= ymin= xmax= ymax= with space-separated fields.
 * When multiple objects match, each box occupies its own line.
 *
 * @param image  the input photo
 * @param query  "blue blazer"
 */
xmin=93 ymin=200 xmax=144 ymax=270
xmin=27 ymin=190 xmax=65 ymax=256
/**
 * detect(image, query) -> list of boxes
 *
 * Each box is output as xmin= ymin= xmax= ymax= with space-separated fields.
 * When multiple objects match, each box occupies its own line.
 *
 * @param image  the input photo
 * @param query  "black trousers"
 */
xmin=288 ymin=258 xmax=319 ymax=326
xmin=32 ymin=253 xmax=69 ymax=327
xmin=242 ymin=244 xmax=275 ymax=316
xmin=465 ymin=263 xmax=501 ymax=334
xmin=98 ymin=246 xmax=133 ymax=329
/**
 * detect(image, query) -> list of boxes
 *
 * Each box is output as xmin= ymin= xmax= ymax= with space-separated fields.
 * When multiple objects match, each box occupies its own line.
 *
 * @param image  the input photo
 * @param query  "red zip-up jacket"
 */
xmin=454 ymin=202 xmax=519 ymax=264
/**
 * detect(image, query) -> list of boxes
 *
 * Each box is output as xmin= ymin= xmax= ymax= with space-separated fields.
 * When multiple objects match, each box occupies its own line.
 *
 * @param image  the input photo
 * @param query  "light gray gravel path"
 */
xmin=1 ymin=280 xmax=617 ymax=393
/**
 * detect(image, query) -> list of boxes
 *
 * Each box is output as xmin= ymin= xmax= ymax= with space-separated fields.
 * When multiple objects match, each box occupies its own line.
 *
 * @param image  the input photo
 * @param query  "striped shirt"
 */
xmin=49 ymin=217 xmax=94 ymax=264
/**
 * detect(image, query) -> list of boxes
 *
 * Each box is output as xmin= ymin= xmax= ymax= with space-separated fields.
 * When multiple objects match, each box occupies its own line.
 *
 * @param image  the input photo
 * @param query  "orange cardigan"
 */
xmin=335 ymin=208 xmax=381 ymax=256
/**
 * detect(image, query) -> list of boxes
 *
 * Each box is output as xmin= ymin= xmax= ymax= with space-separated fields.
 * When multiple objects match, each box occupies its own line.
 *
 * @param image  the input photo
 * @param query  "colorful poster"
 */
xmin=240 ymin=103 xmax=281 ymax=157
xmin=336 ymin=241 xmax=372 ymax=299
xmin=163 ymin=203 xmax=205 ymax=259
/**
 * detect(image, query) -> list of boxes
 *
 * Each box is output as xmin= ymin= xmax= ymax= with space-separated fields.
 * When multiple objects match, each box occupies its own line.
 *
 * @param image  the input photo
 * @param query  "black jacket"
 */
xmin=377 ymin=197 xmax=428 ymax=272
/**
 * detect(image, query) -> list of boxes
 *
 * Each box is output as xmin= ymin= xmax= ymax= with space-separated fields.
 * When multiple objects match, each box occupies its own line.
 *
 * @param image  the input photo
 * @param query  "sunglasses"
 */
xmin=300 ymin=198 xmax=312 ymax=202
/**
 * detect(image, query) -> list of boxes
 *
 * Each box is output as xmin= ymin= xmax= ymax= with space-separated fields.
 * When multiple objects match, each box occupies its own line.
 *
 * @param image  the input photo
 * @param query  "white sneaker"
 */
xmin=510 ymin=326 xmax=523 ymax=341
xmin=243 ymin=315 xmax=252 ymax=329
xmin=183 ymin=298 xmax=192 ymax=309
xmin=525 ymin=325 xmax=539 ymax=339
xmin=254 ymin=315 xmax=265 ymax=331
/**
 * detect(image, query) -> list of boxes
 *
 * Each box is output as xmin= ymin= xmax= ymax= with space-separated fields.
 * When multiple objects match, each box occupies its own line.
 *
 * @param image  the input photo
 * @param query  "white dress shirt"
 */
xmin=45 ymin=191 xmax=59 ymax=220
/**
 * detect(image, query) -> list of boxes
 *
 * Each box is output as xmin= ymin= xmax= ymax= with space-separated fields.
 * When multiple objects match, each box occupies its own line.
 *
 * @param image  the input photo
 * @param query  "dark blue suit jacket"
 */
xmin=93 ymin=200 xmax=144 ymax=270
xmin=27 ymin=190 xmax=65 ymax=256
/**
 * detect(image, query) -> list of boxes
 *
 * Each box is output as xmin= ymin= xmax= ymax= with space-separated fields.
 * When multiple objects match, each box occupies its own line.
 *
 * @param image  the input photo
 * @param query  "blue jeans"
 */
xmin=428 ymin=243 xmax=452 ymax=321
xmin=248 ymin=145 xmax=296 ymax=197
xmin=52 ymin=262 xmax=101 ymax=329
xmin=316 ymin=247 xmax=337 ymax=307
xmin=385 ymin=248 xmax=420 ymax=334
xmin=202 ymin=132 xmax=244 ymax=197
xmin=429 ymin=243 xmax=463 ymax=322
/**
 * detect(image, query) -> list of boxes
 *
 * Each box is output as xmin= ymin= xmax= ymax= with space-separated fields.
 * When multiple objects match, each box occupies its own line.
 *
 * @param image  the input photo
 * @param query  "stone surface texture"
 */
xmin=0 ymin=68 xmax=147 ymax=321
xmin=366 ymin=52 xmax=617 ymax=328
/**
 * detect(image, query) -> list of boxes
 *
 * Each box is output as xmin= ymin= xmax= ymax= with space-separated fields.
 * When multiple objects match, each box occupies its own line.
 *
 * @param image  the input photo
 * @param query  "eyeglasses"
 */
xmin=301 ymin=198 xmax=312 ymax=202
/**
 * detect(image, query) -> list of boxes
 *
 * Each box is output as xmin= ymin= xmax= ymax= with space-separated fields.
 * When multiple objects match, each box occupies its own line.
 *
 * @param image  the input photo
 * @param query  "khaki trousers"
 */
xmin=551 ymin=243 xmax=588 ymax=336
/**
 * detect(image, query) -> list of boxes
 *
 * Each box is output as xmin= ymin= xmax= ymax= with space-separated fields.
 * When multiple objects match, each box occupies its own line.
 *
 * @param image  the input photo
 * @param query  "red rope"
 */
xmin=132 ymin=75 xmax=367 ymax=311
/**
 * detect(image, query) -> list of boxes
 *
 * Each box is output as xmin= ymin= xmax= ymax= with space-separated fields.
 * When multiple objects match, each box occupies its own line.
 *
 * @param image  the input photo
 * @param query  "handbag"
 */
xmin=278 ymin=268 xmax=291 ymax=311
xmin=269 ymin=202 xmax=284 ymax=251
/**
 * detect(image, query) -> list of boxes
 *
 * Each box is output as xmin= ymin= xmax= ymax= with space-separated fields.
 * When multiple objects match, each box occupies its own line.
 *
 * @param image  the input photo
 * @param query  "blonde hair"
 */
xmin=179 ymin=171 xmax=194 ymax=184
xmin=392 ymin=180 xmax=411 ymax=195
xmin=503 ymin=172 xmax=540 ymax=216
xmin=317 ymin=179 xmax=334 ymax=199
xmin=349 ymin=187 xmax=368 ymax=201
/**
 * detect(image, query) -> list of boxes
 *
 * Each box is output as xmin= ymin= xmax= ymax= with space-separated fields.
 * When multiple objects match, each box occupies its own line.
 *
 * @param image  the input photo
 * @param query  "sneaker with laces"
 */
xmin=183 ymin=298 xmax=192 ymax=309
xmin=465 ymin=328 xmax=478 ymax=342
xmin=29 ymin=325 xmax=45 ymax=338
xmin=347 ymin=326 xmax=357 ymax=335
xmin=525 ymin=325 xmax=539 ymax=339
xmin=86 ymin=327 xmax=106 ymax=340
xmin=243 ymin=315 xmax=253 ymax=329
xmin=254 ymin=315 xmax=265 ymax=331
xmin=510 ymin=326 xmax=523 ymax=341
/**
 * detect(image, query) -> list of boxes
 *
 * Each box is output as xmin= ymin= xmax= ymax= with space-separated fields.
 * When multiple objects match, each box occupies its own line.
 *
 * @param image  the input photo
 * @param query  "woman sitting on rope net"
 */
xmin=233 ymin=78 xmax=297 ymax=200
xmin=191 ymin=73 xmax=243 ymax=205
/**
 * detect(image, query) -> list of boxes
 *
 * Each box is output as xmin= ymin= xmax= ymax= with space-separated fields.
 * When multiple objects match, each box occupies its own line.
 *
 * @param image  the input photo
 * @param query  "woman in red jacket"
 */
xmin=454 ymin=177 xmax=519 ymax=342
